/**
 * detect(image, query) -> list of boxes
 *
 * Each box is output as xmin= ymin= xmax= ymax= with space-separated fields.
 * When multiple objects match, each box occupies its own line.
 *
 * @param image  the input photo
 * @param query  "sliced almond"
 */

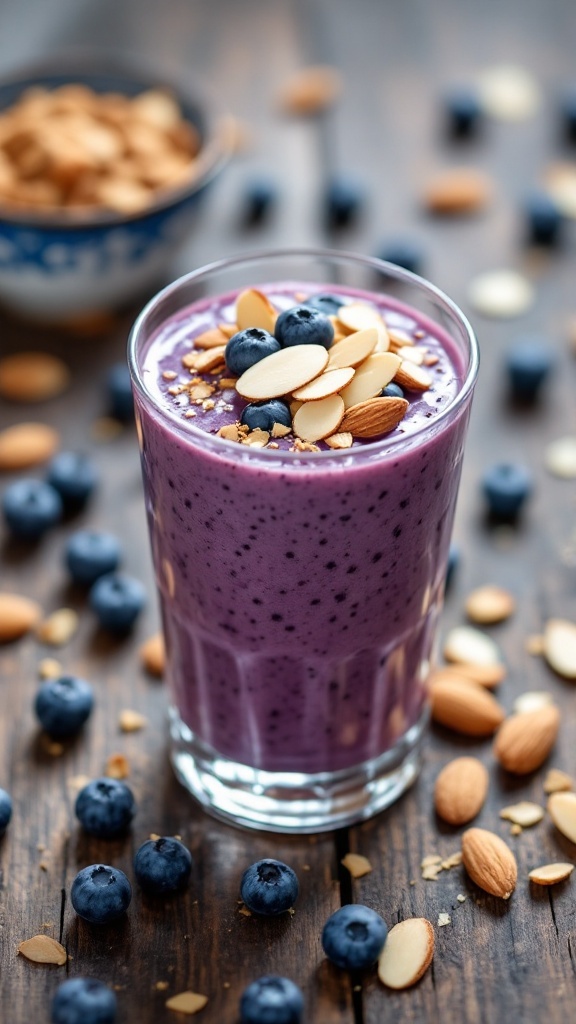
xmin=0 ymin=422 xmax=59 ymax=470
xmin=18 ymin=935 xmax=66 ymax=965
xmin=293 ymin=394 xmax=344 ymax=442
xmin=465 ymin=585 xmax=516 ymax=625
xmin=378 ymin=918 xmax=434 ymax=990
xmin=387 ymin=327 xmax=415 ymax=351
xmin=393 ymin=361 xmax=432 ymax=392
xmin=0 ymin=593 xmax=42 ymax=642
xmin=467 ymin=270 xmax=534 ymax=319
xmin=429 ymin=663 xmax=505 ymax=690
xmin=165 ymin=991 xmax=209 ymax=1015
xmin=278 ymin=65 xmax=342 ymax=115
xmin=424 ymin=168 xmax=492 ymax=214
xmin=236 ymin=288 xmax=276 ymax=333
xmin=339 ymin=397 xmax=408 ymax=438
xmin=0 ymin=352 xmax=70 ymax=402
xmin=543 ymin=768 xmax=573 ymax=794
xmin=478 ymin=65 xmax=541 ymax=121
xmin=429 ymin=676 xmax=505 ymax=736
xmin=218 ymin=322 xmax=239 ymax=339
xmin=340 ymin=352 xmax=401 ymax=409
xmin=325 ymin=432 xmax=353 ymax=449
xmin=236 ymin=345 xmax=328 ymax=400
xmin=499 ymin=801 xmax=544 ymax=827
xmin=544 ymin=436 xmax=576 ymax=479
xmin=529 ymin=863 xmax=574 ymax=886
xmin=397 ymin=346 xmax=426 ymax=366
xmin=139 ymin=633 xmax=165 ymax=677
xmin=493 ymin=705 xmax=560 ymax=774
xmin=443 ymin=625 xmax=502 ymax=667
xmin=337 ymin=302 xmax=387 ymax=335
xmin=513 ymin=691 xmax=554 ymax=714
xmin=327 ymin=328 xmax=378 ymax=369
xmin=341 ymin=853 xmax=372 ymax=878
xmin=548 ymin=792 xmax=576 ymax=844
xmin=461 ymin=827 xmax=517 ymax=899
xmin=192 ymin=346 xmax=226 ymax=373
xmin=292 ymin=366 xmax=354 ymax=401
xmin=434 ymin=756 xmax=489 ymax=825
xmin=543 ymin=618 xmax=576 ymax=679
xmin=193 ymin=327 xmax=230 ymax=349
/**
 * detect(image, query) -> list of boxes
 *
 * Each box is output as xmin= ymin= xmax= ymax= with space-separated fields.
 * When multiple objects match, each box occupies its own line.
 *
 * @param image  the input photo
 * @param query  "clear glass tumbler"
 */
xmin=128 ymin=248 xmax=478 ymax=833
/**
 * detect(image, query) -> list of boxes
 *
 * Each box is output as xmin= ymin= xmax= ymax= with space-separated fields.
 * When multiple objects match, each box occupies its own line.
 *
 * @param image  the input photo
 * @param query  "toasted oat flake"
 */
xmin=500 ymin=801 xmax=544 ymax=828
xmin=442 ymin=851 xmax=463 ymax=870
xmin=544 ymin=768 xmax=573 ymax=794
xmin=237 ymin=344 xmax=328 ymax=401
xmin=327 ymin=328 xmax=379 ymax=370
xmin=218 ymin=424 xmax=241 ymax=442
xmin=36 ymin=608 xmax=78 ymax=647
xmin=377 ymin=918 xmax=434 ymax=990
xmin=512 ymin=690 xmax=554 ymax=714
xmin=271 ymin=423 xmax=291 ymax=439
xmin=18 ymin=934 xmax=67 ymax=965
xmin=106 ymin=753 xmax=130 ymax=779
xmin=341 ymin=853 xmax=373 ymax=878
xmin=465 ymin=585 xmax=515 ymax=625
xmin=293 ymin=394 xmax=344 ymax=442
xmin=165 ymin=991 xmax=208 ymax=1015
xmin=437 ymin=913 xmax=451 ymax=927
xmin=544 ymin=436 xmax=576 ymax=479
xmin=478 ymin=65 xmax=541 ymax=120
xmin=468 ymin=270 xmax=534 ymax=319
xmin=218 ymin=378 xmax=237 ymax=390
xmin=119 ymin=709 xmax=147 ymax=732
xmin=456 ymin=894 xmax=466 ymax=903
xmin=529 ymin=863 xmax=574 ymax=886
xmin=543 ymin=618 xmax=576 ymax=678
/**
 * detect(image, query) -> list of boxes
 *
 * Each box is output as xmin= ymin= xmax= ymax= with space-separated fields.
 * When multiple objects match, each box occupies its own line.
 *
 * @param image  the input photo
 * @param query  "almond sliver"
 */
xmin=236 ymin=288 xmax=277 ymax=333
xmin=236 ymin=345 xmax=329 ymax=400
xmin=529 ymin=863 xmax=574 ymax=886
xmin=327 ymin=328 xmax=378 ymax=369
xmin=292 ymin=366 xmax=354 ymax=401
xmin=340 ymin=352 xmax=401 ymax=409
xmin=293 ymin=394 xmax=344 ymax=442
xmin=378 ymin=918 xmax=434 ymax=990
xmin=337 ymin=302 xmax=386 ymax=334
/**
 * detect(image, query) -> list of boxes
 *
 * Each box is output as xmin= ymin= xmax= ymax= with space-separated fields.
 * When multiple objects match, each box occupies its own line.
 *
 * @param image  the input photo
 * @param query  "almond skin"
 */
xmin=461 ymin=827 xmax=518 ymax=899
xmin=429 ymin=677 xmax=505 ymax=736
xmin=493 ymin=705 xmax=560 ymax=774
xmin=434 ymin=757 xmax=489 ymax=826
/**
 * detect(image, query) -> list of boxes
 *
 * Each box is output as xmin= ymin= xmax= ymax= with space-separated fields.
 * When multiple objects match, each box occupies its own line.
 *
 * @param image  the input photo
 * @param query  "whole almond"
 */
xmin=434 ymin=757 xmax=489 ymax=825
xmin=461 ymin=827 xmax=517 ymax=899
xmin=0 ymin=352 xmax=70 ymax=402
xmin=493 ymin=705 xmax=560 ymax=774
xmin=0 ymin=592 xmax=42 ymax=642
xmin=424 ymin=168 xmax=492 ymax=214
xmin=339 ymin=396 xmax=408 ymax=438
xmin=0 ymin=422 xmax=59 ymax=470
xmin=429 ymin=677 xmax=505 ymax=736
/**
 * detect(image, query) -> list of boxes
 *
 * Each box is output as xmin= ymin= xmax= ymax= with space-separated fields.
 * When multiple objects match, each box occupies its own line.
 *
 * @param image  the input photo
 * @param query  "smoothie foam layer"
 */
xmin=134 ymin=282 xmax=471 ymax=774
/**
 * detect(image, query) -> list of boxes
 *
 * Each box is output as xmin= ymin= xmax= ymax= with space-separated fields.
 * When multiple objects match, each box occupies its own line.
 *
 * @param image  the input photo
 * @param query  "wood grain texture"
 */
xmin=1 ymin=0 xmax=576 ymax=1022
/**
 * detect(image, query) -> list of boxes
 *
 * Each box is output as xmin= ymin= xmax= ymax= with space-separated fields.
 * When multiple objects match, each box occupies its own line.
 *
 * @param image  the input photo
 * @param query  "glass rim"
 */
xmin=128 ymin=246 xmax=479 ymax=463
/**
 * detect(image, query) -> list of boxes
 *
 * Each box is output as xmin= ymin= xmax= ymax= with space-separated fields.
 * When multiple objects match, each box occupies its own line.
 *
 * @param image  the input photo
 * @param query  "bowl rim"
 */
xmin=0 ymin=51 xmax=232 ymax=230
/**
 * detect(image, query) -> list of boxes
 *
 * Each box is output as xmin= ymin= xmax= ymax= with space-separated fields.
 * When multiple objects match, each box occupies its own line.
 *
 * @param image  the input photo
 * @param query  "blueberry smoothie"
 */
xmin=129 ymin=251 xmax=477 ymax=829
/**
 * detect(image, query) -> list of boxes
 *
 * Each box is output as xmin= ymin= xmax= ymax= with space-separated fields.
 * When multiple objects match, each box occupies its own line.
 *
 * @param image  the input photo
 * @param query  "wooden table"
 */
xmin=1 ymin=1 xmax=576 ymax=1021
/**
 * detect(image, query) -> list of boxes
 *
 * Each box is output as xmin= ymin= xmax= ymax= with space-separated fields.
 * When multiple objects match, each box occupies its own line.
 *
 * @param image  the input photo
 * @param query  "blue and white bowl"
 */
xmin=0 ymin=58 xmax=230 ymax=322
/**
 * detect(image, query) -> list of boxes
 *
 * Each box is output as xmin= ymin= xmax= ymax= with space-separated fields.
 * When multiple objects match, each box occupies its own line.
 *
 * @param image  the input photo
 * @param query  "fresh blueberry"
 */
xmin=107 ymin=363 xmax=134 ymax=422
xmin=523 ymin=192 xmax=563 ymax=246
xmin=75 ymin=778 xmax=136 ymax=838
xmin=65 ymin=530 xmax=122 ymax=586
xmin=505 ymin=338 xmax=554 ymax=402
xmin=225 ymin=328 xmax=281 ymax=376
xmin=134 ymin=836 xmax=193 ymax=895
xmin=482 ymin=462 xmax=533 ymax=520
xmin=240 ymin=859 xmax=299 ymax=916
xmin=51 ymin=977 xmax=117 ymax=1024
xmin=559 ymin=85 xmax=576 ymax=142
xmin=445 ymin=542 xmax=459 ymax=591
xmin=274 ymin=306 xmax=334 ymax=349
xmin=376 ymin=240 xmax=424 ymax=276
xmin=0 ymin=787 xmax=12 ymax=836
xmin=241 ymin=178 xmax=278 ymax=225
xmin=240 ymin=399 xmax=292 ymax=433
xmin=35 ymin=675 xmax=94 ymax=739
xmin=304 ymin=292 xmax=345 ymax=317
xmin=321 ymin=903 xmax=388 ymax=970
xmin=240 ymin=976 xmax=304 ymax=1024
xmin=2 ymin=478 xmax=62 ymax=538
xmin=71 ymin=863 xmax=132 ymax=924
xmin=46 ymin=452 xmax=98 ymax=509
xmin=323 ymin=175 xmax=364 ymax=229
xmin=381 ymin=382 xmax=405 ymax=399
xmin=89 ymin=573 xmax=146 ymax=632
xmin=444 ymin=86 xmax=483 ymax=137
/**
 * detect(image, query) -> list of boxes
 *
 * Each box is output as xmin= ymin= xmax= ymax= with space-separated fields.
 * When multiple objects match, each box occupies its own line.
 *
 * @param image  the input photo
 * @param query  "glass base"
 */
xmin=169 ymin=706 xmax=427 ymax=834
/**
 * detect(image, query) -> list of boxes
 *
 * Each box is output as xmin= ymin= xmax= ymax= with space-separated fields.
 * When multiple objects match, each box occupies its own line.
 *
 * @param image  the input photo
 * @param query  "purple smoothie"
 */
xmin=133 ymin=282 xmax=471 ymax=775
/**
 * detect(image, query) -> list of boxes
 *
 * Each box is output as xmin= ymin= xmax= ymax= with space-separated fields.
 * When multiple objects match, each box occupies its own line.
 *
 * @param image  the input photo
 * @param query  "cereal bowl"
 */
xmin=0 ymin=56 xmax=230 ymax=323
